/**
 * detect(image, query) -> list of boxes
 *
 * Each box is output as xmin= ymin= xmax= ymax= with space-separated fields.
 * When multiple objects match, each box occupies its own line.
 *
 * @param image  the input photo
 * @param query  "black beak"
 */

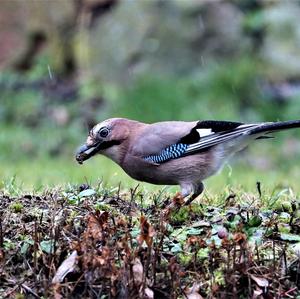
xmin=75 ymin=143 xmax=102 ymax=164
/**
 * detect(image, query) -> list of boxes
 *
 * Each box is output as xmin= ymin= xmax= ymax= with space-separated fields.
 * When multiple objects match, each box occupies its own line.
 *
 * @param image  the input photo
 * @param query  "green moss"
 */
xmin=197 ymin=248 xmax=210 ymax=260
xmin=213 ymin=270 xmax=225 ymax=286
xmin=10 ymin=202 xmax=24 ymax=213
xmin=178 ymin=252 xmax=192 ymax=265
xmin=15 ymin=293 xmax=25 ymax=299
xmin=94 ymin=203 xmax=115 ymax=213
xmin=170 ymin=206 xmax=190 ymax=224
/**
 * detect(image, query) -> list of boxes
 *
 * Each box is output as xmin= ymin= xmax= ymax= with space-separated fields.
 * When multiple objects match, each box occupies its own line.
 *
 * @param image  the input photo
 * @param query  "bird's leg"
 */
xmin=162 ymin=182 xmax=204 ymax=218
xmin=184 ymin=182 xmax=204 ymax=206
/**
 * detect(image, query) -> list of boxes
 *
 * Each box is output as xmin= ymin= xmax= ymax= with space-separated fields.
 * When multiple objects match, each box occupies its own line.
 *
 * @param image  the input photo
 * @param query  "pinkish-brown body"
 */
xmin=76 ymin=117 xmax=300 ymax=201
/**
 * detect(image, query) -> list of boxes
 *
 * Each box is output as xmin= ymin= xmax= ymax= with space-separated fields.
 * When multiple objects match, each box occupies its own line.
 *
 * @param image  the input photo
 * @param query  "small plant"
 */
xmin=10 ymin=201 xmax=23 ymax=213
xmin=170 ymin=206 xmax=189 ymax=224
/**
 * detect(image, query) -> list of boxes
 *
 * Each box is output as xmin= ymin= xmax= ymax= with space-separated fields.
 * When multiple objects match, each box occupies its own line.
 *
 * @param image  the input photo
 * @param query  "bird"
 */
xmin=76 ymin=118 xmax=300 ymax=204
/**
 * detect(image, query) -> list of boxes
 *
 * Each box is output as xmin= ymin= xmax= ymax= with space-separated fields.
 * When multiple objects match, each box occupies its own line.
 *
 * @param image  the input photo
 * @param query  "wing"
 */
xmin=141 ymin=120 xmax=267 ymax=164
xmin=131 ymin=120 xmax=198 ymax=157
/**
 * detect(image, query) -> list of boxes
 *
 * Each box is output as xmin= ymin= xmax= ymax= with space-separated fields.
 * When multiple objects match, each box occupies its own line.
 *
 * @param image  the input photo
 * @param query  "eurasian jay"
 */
xmin=76 ymin=118 xmax=300 ymax=203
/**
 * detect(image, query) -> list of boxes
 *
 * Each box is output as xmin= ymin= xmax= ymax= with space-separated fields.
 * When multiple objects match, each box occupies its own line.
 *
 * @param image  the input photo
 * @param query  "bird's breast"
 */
xmin=121 ymin=150 xmax=222 ymax=186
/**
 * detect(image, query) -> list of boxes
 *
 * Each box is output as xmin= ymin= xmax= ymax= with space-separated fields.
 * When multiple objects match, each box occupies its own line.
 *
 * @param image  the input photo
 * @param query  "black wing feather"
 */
xmin=179 ymin=120 xmax=243 ymax=144
xmin=144 ymin=120 xmax=300 ymax=164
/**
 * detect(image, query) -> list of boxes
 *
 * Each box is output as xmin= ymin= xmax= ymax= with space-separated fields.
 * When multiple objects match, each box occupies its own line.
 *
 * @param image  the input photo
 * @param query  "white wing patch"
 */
xmin=196 ymin=128 xmax=213 ymax=137
xmin=186 ymin=123 xmax=261 ymax=154
xmin=237 ymin=124 xmax=257 ymax=129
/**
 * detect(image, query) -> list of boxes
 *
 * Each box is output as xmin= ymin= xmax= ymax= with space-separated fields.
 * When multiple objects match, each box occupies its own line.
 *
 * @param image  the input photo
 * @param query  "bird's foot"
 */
xmin=184 ymin=183 xmax=204 ymax=206
xmin=184 ymin=194 xmax=198 ymax=206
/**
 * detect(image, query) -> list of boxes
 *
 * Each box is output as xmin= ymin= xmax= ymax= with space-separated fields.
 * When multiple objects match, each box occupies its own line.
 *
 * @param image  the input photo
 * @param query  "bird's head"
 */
xmin=76 ymin=118 xmax=132 ymax=164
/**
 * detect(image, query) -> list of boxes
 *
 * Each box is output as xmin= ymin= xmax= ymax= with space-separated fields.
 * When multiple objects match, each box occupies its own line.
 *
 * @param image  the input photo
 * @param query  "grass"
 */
xmin=2 ymin=70 xmax=300 ymax=195
xmin=1 ymin=54 xmax=300 ymax=193
xmin=2 ymin=147 xmax=300 ymax=195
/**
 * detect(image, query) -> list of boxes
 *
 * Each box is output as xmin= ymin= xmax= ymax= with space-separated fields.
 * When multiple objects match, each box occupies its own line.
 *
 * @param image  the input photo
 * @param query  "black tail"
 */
xmin=251 ymin=120 xmax=300 ymax=135
xmin=185 ymin=120 xmax=300 ymax=155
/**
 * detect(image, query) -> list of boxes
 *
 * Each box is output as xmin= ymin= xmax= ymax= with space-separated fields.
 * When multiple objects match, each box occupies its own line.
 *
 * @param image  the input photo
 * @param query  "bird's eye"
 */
xmin=99 ymin=127 xmax=109 ymax=138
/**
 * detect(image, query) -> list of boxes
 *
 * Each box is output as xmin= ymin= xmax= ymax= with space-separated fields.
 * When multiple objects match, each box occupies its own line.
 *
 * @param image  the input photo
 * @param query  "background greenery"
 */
xmin=1 ymin=0 xmax=300 ymax=193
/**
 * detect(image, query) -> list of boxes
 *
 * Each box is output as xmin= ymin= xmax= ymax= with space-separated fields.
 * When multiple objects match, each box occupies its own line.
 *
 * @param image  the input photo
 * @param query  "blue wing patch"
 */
xmin=144 ymin=143 xmax=188 ymax=164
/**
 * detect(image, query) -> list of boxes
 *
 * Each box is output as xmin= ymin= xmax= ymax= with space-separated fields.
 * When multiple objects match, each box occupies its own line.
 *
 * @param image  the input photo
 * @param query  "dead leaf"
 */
xmin=168 ymin=256 xmax=182 ymax=275
xmin=184 ymin=283 xmax=203 ymax=299
xmin=132 ymin=258 xmax=153 ymax=298
xmin=0 ymin=248 xmax=4 ymax=262
xmin=172 ymin=192 xmax=185 ymax=206
xmin=137 ymin=215 xmax=155 ymax=247
xmin=52 ymin=283 xmax=63 ymax=299
xmin=187 ymin=236 xmax=207 ymax=248
xmin=250 ymin=274 xmax=269 ymax=289
xmin=94 ymin=246 xmax=111 ymax=266
xmin=52 ymin=250 xmax=78 ymax=284
xmin=133 ymin=258 xmax=144 ymax=285
xmin=186 ymin=293 xmax=203 ymax=299
xmin=252 ymin=288 xmax=263 ymax=299
xmin=192 ymin=220 xmax=211 ymax=228
xmin=144 ymin=287 xmax=154 ymax=299
xmin=233 ymin=232 xmax=247 ymax=245
xmin=87 ymin=211 xmax=109 ymax=239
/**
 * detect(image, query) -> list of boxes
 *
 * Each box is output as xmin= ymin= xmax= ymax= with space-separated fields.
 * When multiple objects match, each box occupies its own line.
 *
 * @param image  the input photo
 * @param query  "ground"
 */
xmin=1 ymin=183 xmax=300 ymax=299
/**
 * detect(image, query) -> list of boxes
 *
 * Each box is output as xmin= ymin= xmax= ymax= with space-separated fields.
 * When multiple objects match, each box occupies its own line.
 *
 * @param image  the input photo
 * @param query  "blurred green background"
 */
xmin=1 ymin=0 xmax=300 ymax=193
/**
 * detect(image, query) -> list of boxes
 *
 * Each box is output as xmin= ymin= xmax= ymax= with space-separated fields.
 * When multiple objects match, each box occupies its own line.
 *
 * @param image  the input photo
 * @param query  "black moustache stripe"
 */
xmin=99 ymin=140 xmax=121 ymax=150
